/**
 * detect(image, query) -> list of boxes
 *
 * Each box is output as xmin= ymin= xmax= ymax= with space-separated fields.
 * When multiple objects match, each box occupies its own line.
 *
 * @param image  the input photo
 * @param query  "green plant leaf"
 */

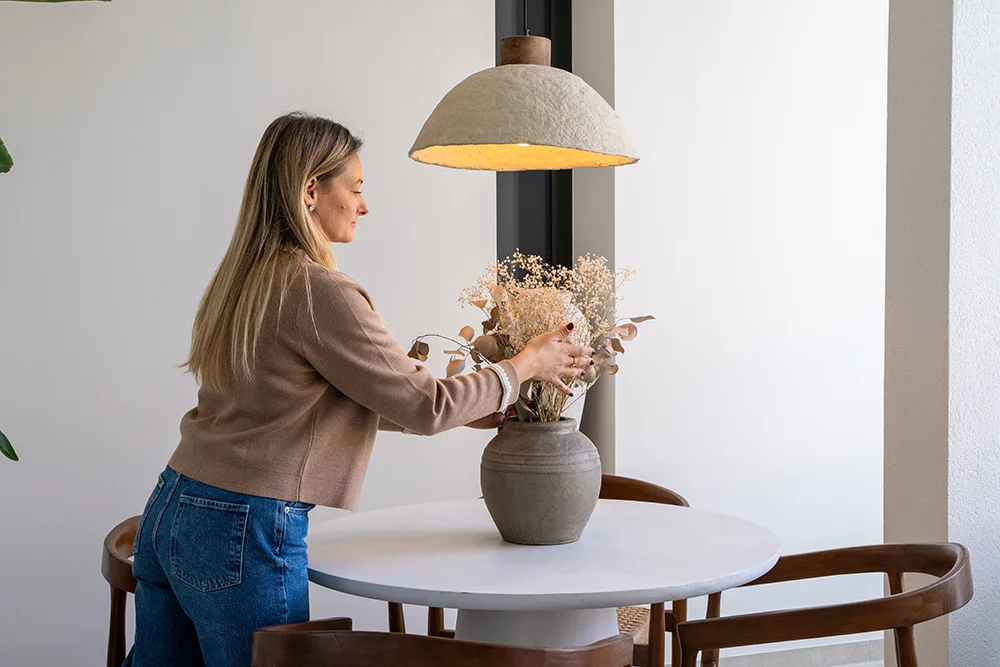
xmin=0 ymin=138 xmax=12 ymax=174
xmin=0 ymin=429 xmax=18 ymax=462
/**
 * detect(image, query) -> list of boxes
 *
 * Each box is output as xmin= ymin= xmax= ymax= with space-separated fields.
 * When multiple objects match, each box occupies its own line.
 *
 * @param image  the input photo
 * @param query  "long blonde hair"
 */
xmin=185 ymin=112 xmax=363 ymax=388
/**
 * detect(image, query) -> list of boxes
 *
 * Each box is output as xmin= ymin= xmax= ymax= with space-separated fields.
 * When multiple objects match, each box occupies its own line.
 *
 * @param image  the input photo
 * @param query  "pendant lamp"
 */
xmin=409 ymin=35 xmax=638 ymax=171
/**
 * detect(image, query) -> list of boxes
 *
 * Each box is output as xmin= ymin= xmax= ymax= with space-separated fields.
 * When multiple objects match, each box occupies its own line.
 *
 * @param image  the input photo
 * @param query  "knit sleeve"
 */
xmin=377 ymin=417 xmax=411 ymax=434
xmin=297 ymin=269 xmax=520 ymax=437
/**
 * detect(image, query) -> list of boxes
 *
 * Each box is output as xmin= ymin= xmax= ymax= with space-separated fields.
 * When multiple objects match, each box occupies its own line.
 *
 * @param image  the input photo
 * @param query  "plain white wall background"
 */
xmin=886 ymin=0 xmax=1000 ymax=663
xmin=0 ymin=1 xmax=494 ymax=664
xmin=946 ymin=0 xmax=1000 ymax=659
xmin=613 ymin=0 xmax=888 ymax=656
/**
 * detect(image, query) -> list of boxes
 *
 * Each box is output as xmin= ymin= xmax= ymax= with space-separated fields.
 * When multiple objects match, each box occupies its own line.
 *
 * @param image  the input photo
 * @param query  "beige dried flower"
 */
xmin=420 ymin=252 xmax=655 ymax=422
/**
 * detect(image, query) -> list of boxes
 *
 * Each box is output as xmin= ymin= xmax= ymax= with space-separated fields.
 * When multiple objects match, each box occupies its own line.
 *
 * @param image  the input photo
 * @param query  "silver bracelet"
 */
xmin=487 ymin=364 xmax=512 ymax=412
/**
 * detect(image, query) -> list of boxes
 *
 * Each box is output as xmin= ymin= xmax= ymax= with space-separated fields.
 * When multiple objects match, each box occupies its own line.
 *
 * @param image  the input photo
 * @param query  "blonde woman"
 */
xmin=124 ymin=113 xmax=593 ymax=667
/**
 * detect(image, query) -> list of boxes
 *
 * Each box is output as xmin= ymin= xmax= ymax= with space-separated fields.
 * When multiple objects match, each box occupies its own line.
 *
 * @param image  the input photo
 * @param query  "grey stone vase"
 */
xmin=480 ymin=418 xmax=602 ymax=545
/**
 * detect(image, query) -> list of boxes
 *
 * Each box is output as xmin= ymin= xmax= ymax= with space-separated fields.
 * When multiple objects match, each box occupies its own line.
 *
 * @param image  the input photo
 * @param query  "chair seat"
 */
xmin=616 ymin=605 xmax=650 ymax=645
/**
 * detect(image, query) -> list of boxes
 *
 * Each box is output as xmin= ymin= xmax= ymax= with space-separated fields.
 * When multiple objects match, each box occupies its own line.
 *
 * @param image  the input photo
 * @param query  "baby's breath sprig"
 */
xmin=421 ymin=252 xmax=654 ymax=422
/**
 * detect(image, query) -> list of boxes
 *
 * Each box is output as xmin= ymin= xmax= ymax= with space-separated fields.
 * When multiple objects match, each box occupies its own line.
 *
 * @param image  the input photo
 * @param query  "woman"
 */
xmin=124 ymin=112 xmax=593 ymax=667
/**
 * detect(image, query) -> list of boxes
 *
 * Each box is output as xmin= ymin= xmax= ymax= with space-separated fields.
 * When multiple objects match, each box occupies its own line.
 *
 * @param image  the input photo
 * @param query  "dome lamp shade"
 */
xmin=409 ymin=36 xmax=639 ymax=171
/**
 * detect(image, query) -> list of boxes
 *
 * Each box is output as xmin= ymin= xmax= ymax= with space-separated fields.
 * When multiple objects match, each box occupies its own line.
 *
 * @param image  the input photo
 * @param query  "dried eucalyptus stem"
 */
xmin=411 ymin=252 xmax=654 ymax=422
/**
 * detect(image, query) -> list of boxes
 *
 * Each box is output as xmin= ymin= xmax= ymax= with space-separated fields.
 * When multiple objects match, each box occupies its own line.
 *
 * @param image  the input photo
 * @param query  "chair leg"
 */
xmin=680 ymin=647 xmax=698 ymax=667
xmin=895 ymin=625 xmax=918 ymax=667
xmin=886 ymin=573 xmax=917 ymax=667
xmin=631 ymin=643 xmax=650 ymax=667
xmin=387 ymin=602 xmax=406 ymax=633
xmin=649 ymin=602 xmax=666 ymax=667
xmin=670 ymin=599 xmax=687 ymax=667
xmin=427 ymin=607 xmax=445 ymax=637
xmin=107 ymin=586 xmax=127 ymax=667
xmin=701 ymin=592 xmax=722 ymax=667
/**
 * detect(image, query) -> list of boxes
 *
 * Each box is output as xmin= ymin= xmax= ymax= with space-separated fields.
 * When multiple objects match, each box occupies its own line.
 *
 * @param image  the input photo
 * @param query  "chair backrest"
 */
xmin=252 ymin=626 xmax=634 ymax=667
xmin=102 ymin=516 xmax=140 ymax=667
xmin=600 ymin=474 xmax=689 ymax=507
xmin=102 ymin=516 xmax=139 ymax=594
xmin=675 ymin=543 xmax=973 ymax=667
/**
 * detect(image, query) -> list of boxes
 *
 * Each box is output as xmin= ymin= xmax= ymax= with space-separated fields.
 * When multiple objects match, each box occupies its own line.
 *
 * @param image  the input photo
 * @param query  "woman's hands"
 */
xmin=463 ymin=323 xmax=592 ymax=429
xmin=510 ymin=323 xmax=594 ymax=396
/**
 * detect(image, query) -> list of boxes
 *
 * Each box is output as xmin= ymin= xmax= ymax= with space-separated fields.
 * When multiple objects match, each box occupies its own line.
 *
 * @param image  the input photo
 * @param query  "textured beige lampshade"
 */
xmin=409 ymin=64 xmax=639 ymax=171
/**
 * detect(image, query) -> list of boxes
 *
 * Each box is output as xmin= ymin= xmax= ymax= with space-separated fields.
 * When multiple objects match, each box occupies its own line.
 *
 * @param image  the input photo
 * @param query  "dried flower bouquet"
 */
xmin=408 ymin=253 xmax=653 ymax=422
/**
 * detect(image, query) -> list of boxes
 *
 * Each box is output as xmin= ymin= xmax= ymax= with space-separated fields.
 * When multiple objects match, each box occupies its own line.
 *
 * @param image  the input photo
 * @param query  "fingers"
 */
xmin=566 ymin=344 xmax=594 ymax=359
xmin=553 ymin=322 xmax=576 ymax=341
xmin=558 ymin=357 xmax=587 ymax=379
xmin=549 ymin=378 xmax=574 ymax=396
xmin=559 ymin=367 xmax=586 ymax=380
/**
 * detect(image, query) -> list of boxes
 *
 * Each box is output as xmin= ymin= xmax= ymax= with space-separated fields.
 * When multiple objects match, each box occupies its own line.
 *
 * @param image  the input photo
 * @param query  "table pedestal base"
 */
xmin=454 ymin=608 xmax=619 ymax=648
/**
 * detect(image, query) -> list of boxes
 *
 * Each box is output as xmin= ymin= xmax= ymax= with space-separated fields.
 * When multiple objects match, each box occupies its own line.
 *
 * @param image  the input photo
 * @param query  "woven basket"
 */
xmin=616 ymin=605 xmax=650 ymax=645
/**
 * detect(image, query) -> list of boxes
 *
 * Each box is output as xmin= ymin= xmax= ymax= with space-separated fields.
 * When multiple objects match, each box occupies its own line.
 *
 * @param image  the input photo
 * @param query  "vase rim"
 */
xmin=501 ymin=417 xmax=578 ymax=432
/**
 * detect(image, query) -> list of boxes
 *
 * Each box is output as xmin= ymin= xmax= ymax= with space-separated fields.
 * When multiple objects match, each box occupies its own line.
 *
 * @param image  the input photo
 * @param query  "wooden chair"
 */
xmin=596 ymin=475 xmax=721 ymax=667
xmin=675 ymin=543 xmax=973 ymax=667
xmin=391 ymin=475 xmax=719 ymax=667
xmin=101 ymin=516 xmax=140 ymax=667
xmin=251 ymin=619 xmax=634 ymax=667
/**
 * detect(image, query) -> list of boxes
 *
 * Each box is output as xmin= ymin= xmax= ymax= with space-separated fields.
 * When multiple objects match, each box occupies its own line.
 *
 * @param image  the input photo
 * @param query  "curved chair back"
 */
xmin=252 ymin=621 xmax=634 ymax=667
xmin=600 ymin=474 xmax=689 ymax=507
xmin=676 ymin=543 xmax=973 ymax=667
xmin=101 ymin=516 xmax=139 ymax=667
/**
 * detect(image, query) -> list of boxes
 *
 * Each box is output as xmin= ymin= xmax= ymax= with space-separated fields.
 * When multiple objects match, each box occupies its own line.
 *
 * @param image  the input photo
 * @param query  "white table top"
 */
xmin=308 ymin=499 xmax=780 ymax=611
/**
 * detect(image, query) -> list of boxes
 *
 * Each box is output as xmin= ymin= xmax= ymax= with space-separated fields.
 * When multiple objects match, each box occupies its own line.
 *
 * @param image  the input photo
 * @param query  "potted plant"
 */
xmin=0 ymin=431 xmax=15 ymax=462
xmin=2 ymin=123 xmax=12 ymax=460
xmin=1 ymin=0 xmax=109 ymax=462
xmin=410 ymin=252 xmax=652 ymax=545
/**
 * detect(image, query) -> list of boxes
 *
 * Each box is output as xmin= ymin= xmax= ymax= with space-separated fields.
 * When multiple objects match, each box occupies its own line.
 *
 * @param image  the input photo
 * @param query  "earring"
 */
xmin=308 ymin=204 xmax=316 ymax=212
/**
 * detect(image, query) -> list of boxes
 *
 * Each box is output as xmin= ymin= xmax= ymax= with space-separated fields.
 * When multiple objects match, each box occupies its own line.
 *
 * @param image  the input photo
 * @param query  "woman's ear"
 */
xmin=304 ymin=176 xmax=319 ymax=209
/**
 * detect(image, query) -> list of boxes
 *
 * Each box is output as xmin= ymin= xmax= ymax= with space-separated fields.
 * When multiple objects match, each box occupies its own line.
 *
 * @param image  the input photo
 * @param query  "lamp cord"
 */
xmin=524 ymin=0 xmax=530 ymax=36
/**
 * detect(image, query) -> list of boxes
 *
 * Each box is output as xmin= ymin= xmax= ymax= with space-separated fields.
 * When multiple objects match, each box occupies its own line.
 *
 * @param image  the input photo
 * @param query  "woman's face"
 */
xmin=306 ymin=154 xmax=369 ymax=244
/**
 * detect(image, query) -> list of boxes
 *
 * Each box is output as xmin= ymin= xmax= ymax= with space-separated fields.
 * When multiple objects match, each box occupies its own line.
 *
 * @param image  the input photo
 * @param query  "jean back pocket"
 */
xmin=170 ymin=494 xmax=249 ymax=592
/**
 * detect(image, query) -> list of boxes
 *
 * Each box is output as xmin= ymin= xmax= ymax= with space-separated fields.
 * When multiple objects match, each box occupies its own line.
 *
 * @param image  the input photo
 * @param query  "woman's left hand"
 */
xmin=465 ymin=413 xmax=505 ymax=429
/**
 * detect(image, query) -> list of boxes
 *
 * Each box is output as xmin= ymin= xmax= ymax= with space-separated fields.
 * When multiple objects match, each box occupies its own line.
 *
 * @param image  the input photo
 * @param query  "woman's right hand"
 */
xmin=510 ymin=323 xmax=594 ymax=396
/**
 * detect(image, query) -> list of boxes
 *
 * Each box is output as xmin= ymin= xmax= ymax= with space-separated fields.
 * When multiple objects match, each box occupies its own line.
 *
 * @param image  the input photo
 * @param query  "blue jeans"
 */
xmin=123 ymin=466 xmax=314 ymax=667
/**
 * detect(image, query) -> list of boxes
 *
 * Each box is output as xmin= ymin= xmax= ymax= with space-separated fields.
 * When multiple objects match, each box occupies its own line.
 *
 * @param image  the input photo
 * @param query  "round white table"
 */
xmin=308 ymin=499 xmax=780 ymax=648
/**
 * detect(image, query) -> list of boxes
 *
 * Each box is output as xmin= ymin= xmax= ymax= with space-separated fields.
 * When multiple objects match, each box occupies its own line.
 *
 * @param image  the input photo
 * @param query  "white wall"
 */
xmin=0 ymin=1 xmax=494 ymax=664
xmin=886 ymin=0 xmax=1000 ymax=663
xmin=614 ymin=0 xmax=888 ymax=657
xmin=947 ymin=1 xmax=1000 ymax=660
